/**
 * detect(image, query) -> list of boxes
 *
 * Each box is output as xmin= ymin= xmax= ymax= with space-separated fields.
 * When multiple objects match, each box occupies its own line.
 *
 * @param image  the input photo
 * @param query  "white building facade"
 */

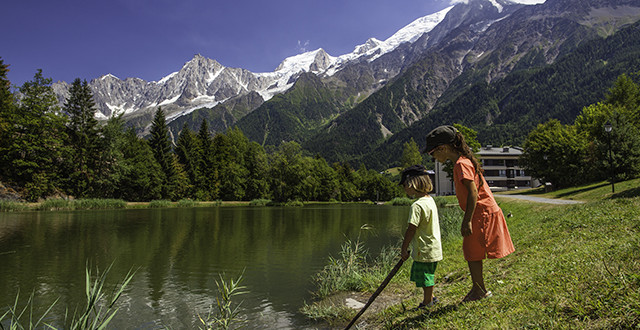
xmin=432 ymin=145 xmax=539 ymax=195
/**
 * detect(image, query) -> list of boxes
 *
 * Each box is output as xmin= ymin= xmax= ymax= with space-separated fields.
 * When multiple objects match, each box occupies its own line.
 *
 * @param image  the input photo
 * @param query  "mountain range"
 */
xmin=52 ymin=0 xmax=640 ymax=169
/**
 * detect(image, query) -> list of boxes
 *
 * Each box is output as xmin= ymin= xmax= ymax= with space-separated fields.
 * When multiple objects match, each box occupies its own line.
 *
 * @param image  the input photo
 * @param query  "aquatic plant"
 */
xmin=198 ymin=271 xmax=247 ymax=330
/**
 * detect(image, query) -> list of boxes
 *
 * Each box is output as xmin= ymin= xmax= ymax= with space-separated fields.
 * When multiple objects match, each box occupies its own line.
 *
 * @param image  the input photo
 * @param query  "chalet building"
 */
xmin=432 ymin=145 xmax=539 ymax=195
xmin=478 ymin=146 xmax=539 ymax=191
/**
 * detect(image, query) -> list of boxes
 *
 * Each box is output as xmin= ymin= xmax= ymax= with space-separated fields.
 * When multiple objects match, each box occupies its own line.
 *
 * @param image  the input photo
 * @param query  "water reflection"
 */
xmin=0 ymin=205 xmax=407 ymax=328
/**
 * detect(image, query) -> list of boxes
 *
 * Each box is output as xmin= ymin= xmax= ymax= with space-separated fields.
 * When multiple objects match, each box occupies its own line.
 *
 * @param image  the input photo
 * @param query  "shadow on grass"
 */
xmin=393 ymin=303 xmax=460 ymax=328
xmin=513 ymin=187 xmax=547 ymax=196
xmin=555 ymin=183 xmax=610 ymax=198
xmin=610 ymin=186 xmax=640 ymax=199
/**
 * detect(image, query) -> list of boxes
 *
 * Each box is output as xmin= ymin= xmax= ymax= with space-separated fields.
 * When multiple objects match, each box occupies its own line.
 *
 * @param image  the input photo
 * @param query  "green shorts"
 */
xmin=410 ymin=261 xmax=437 ymax=287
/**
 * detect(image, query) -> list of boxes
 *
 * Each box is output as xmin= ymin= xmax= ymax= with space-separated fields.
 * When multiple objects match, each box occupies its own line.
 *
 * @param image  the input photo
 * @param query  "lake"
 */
xmin=0 ymin=204 xmax=409 ymax=328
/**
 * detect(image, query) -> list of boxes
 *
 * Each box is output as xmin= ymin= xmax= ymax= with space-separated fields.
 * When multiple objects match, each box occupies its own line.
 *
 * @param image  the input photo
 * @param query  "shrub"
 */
xmin=249 ymin=199 xmax=272 ymax=206
xmin=390 ymin=197 xmax=413 ymax=206
xmin=149 ymin=200 xmax=172 ymax=208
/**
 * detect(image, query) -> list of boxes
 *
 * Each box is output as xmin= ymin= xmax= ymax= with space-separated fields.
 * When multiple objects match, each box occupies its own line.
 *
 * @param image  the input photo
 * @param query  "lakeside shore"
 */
xmin=303 ymin=179 xmax=640 ymax=328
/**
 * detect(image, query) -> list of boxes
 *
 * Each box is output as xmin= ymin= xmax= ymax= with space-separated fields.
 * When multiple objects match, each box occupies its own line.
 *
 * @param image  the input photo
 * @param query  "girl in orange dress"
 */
xmin=424 ymin=125 xmax=515 ymax=302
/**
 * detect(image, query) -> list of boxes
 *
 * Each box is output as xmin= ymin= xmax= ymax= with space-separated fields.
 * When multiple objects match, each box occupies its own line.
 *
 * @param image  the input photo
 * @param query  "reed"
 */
xmin=148 ymin=200 xmax=173 ymax=208
xmin=198 ymin=271 xmax=247 ymax=330
xmin=65 ymin=263 xmax=136 ymax=330
xmin=74 ymin=199 xmax=127 ymax=210
xmin=390 ymin=197 xmax=412 ymax=206
xmin=249 ymin=199 xmax=272 ymax=206
xmin=0 ymin=200 xmax=28 ymax=212
xmin=177 ymin=199 xmax=199 ymax=208
xmin=37 ymin=198 xmax=73 ymax=211
xmin=0 ymin=263 xmax=135 ymax=330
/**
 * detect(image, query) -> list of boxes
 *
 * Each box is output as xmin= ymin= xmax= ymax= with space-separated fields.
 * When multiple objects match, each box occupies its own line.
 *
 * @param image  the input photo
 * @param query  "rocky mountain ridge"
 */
xmin=52 ymin=5 xmax=455 ymax=132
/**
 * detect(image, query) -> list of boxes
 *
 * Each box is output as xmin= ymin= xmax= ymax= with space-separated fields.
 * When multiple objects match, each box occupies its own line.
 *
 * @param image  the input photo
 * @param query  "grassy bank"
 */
xmin=496 ymin=178 xmax=640 ymax=202
xmin=0 ymin=198 xmax=390 ymax=212
xmin=305 ymin=181 xmax=640 ymax=328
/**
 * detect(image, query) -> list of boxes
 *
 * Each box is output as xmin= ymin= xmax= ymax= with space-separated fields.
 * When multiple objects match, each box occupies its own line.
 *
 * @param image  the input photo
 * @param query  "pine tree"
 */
xmin=149 ymin=107 xmax=177 ymax=199
xmin=64 ymin=78 xmax=100 ymax=197
xmin=175 ymin=124 xmax=198 ymax=198
xmin=195 ymin=120 xmax=219 ymax=200
xmin=2 ymin=70 xmax=69 ymax=200
xmin=0 ymin=58 xmax=15 ymax=182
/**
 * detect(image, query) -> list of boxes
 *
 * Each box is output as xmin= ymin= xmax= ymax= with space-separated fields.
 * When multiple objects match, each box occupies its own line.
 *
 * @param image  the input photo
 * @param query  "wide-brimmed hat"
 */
xmin=422 ymin=125 xmax=458 ymax=154
xmin=399 ymin=164 xmax=428 ymax=185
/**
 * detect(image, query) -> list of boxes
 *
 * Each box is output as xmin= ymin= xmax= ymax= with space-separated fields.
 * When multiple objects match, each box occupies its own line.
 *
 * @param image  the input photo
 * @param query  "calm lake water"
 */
xmin=0 ymin=204 xmax=409 ymax=329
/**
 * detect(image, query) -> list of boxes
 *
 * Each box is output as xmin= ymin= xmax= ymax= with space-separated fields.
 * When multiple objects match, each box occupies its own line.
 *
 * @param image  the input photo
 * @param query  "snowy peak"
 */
xmin=274 ymin=48 xmax=336 ymax=74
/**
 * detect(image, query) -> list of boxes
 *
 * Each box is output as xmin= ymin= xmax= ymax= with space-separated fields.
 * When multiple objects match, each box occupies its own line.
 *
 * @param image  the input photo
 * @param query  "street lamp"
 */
xmin=604 ymin=121 xmax=614 ymax=193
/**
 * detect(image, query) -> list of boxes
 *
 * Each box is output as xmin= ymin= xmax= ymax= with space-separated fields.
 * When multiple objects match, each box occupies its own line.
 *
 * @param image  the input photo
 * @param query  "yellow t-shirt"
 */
xmin=408 ymin=196 xmax=443 ymax=263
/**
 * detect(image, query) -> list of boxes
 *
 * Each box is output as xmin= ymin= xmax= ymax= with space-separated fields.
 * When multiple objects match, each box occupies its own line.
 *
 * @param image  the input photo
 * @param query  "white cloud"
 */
xmin=297 ymin=40 xmax=310 ymax=53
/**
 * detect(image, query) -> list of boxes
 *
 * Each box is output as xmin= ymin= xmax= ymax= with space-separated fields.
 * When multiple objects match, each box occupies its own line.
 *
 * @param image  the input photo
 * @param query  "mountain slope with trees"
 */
xmin=360 ymin=19 xmax=640 ymax=169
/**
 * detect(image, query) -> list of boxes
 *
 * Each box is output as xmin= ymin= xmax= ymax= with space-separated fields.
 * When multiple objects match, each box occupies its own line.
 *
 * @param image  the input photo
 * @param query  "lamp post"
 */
xmin=604 ymin=121 xmax=614 ymax=193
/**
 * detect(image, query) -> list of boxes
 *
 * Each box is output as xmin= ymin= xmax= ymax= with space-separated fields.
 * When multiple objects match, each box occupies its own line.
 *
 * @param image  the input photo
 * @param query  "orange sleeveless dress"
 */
xmin=454 ymin=157 xmax=515 ymax=261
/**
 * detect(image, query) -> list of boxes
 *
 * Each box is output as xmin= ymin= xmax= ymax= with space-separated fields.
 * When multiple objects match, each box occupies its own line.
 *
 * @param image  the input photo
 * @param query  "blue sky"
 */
xmin=3 ymin=0 xmax=459 ymax=86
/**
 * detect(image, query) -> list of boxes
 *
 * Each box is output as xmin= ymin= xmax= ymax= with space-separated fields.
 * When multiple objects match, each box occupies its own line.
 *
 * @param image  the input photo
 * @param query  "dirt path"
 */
xmin=494 ymin=194 xmax=584 ymax=204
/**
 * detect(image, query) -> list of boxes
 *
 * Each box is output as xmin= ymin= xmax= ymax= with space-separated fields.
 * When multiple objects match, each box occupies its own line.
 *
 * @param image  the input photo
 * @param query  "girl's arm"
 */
xmin=401 ymin=224 xmax=417 ymax=260
xmin=461 ymin=178 xmax=478 ymax=237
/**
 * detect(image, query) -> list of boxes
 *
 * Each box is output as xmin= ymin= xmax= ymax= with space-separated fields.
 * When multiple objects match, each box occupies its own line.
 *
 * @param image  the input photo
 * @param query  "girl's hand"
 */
xmin=461 ymin=221 xmax=472 ymax=237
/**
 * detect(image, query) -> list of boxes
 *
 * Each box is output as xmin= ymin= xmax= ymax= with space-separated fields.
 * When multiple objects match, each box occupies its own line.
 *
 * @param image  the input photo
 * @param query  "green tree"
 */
xmin=400 ymin=138 xmax=422 ymax=169
xmin=214 ymin=128 xmax=249 ymax=200
xmin=0 ymin=70 xmax=69 ymax=200
xmin=574 ymin=74 xmax=640 ymax=182
xmin=195 ymin=120 xmax=219 ymax=200
xmin=269 ymin=141 xmax=307 ymax=202
xmin=244 ymin=141 xmax=270 ymax=200
xmin=0 ymin=58 xmax=15 ymax=182
xmin=64 ymin=78 xmax=101 ymax=197
xmin=521 ymin=120 xmax=588 ymax=188
xmin=333 ymin=163 xmax=362 ymax=201
xmin=149 ymin=107 xmax=177 ymax=199
xmin=117 ymin=129 xmax=163 ymax=201
xmin=94 ymin=115 xmax=127 ymax=198
xmin=175 ymin=124 xmax=198 ymax=198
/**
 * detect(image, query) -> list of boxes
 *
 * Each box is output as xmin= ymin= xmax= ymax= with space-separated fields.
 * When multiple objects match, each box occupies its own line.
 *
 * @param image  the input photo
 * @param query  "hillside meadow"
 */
xmin=304 ymin=179 xmax=640 ymax=328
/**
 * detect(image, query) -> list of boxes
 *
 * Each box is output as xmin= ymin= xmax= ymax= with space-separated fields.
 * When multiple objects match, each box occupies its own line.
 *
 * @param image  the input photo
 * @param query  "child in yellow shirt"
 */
xmin=399 ymin=165 xmax=443 ymax=308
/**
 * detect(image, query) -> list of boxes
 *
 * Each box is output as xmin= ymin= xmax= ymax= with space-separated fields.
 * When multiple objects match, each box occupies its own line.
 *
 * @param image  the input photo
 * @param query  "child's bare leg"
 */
xmin=422 ymin=286 xmax=434 ymax=304
xmin=465 ymin=260 xmax=487 ymax=300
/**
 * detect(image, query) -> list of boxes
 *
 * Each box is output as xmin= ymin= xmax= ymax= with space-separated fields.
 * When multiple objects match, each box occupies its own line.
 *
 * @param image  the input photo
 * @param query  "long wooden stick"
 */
xmin=344 ymin=258 xmax=405 ymax=329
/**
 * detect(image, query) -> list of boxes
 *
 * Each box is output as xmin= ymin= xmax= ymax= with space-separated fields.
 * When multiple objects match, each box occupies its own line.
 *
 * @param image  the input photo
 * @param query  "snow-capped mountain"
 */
xmin=53 ymin=5 xmax=456 ymax=126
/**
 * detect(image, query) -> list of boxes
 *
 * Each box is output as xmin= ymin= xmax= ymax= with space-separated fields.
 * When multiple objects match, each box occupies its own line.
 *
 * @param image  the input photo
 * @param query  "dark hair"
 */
xmin=451 ymin=132 xmax=484 ymax=187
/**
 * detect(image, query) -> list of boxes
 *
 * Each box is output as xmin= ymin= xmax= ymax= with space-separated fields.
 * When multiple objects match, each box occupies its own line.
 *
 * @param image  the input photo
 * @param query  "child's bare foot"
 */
xmin=462 ymin=290 xmax=492 ymax=302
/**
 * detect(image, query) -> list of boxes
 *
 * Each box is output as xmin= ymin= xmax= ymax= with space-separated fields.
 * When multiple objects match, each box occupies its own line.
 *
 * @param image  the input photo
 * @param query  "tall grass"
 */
xmin=148 ymin=200 xmax=172 ymax=208
xmin=0 ymin=263 xmax=135 ymax=330
xmin=177 ymin=199 xmax=199 ymax=208
xmin=249 ymin=199 xmax=272 ymax=206
xmin=65 ymin=263 xmax=136 ymax=329
xmin=35 ymin=199 xmax=127 ymax=211
xmin=308 ymin=224 xmax=377 ymax=300
xmin=0 ymin=200 xmax=28 ymax=212
xmin=390 ymin=197 xmax=412 ymax=206
xmin=0 ymin=290 xmax=59 ymax=329
xmin=198 ymin=272 xmax=247 ymax=330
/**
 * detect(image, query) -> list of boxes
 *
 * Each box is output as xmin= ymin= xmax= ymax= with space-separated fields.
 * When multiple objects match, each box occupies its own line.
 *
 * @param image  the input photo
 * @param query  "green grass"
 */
xmin=0 ymin=200 xmax=28 ymax=212
xmin=177 ymin=199 xmax=199 ymax=208
xmin=498 ymin=178 xmax=640 ymax=202
xmin=334 ymin=183 xmax=640 ymax=328
xmin=249 ymin=199 xmax=272 ymax=206
xmin=147 ymin=200 xmax=173 ymax=208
